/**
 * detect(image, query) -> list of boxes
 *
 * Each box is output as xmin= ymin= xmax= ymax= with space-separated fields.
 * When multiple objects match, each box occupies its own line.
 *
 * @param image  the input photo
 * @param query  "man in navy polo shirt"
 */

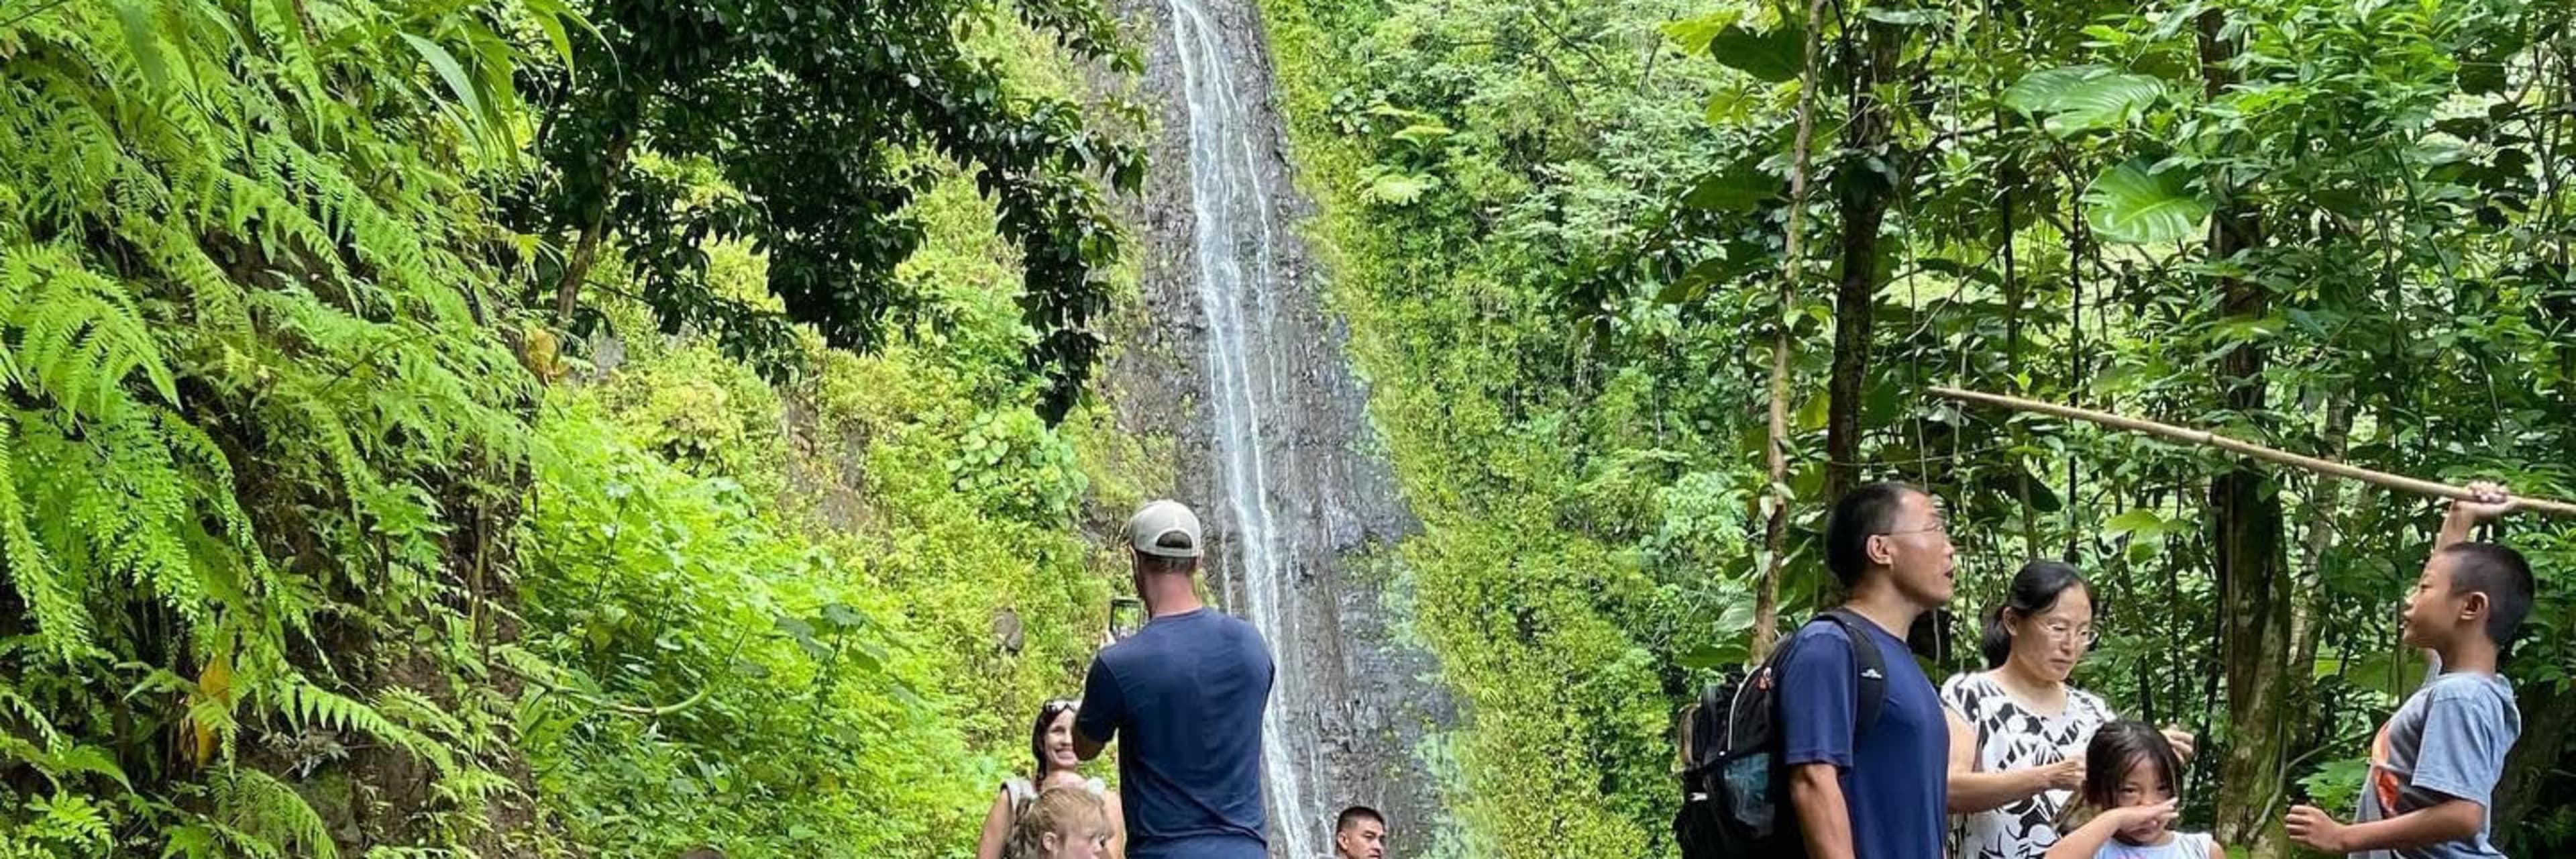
xmin=1075 ymin=500 xmax=1275 ymax=859
xmin=1781 ymin=483 xmax=1955 ymax=859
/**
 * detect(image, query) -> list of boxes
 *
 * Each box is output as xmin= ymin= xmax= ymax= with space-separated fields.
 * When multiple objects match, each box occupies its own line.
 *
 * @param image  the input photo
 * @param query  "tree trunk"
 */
xmin=2494 ymin=677 xmax=2571 ymax=833
xmin=1823 ymin=23 xmax=1896 ymax=505
xmin=2286 ymin=401 xmax=2361 ymax=789
xmin=2000 ymin=166 xmax=2039 ymax=558
xmin=2200 ymin=11 xmax=2297 ymax=856
xmin=2288 ymin=398 xmax=2355 ymax=673
xmin=1751 ymin=0 xmax=1829 ymax=663
xmin=555 ymin=129 xmax=634 ymax=323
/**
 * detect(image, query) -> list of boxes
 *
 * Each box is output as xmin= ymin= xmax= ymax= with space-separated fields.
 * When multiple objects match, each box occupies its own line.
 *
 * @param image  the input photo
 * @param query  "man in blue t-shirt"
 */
xmin=1075 ymin=500 xmax=1275 ymax=859
xmin=1779 ymin=483 xmax=1954 ymax=859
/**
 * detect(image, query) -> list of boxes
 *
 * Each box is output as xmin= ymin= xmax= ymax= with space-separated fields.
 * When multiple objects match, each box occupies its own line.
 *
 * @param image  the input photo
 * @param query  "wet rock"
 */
xmin=1102 ymin=1 xmax=1455 ymax=856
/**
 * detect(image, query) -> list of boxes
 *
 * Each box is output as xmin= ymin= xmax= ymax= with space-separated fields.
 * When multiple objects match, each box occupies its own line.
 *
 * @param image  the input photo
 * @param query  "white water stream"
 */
xmin=1164 ymin=1 xmax=1328 ymax=856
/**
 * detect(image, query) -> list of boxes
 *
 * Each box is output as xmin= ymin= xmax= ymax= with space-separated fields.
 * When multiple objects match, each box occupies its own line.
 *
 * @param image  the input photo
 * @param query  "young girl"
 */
xmin=2043 ymin=721 xmax=2226 ymax=859
xmin=1006 ymin=787 xmax=1114 ymax=859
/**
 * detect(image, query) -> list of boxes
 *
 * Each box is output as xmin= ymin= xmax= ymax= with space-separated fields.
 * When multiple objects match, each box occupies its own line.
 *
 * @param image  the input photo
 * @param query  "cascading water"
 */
xmin=1120 ymin=0 xmax=1452 ymax=854
xmin=1163 ymin=1 xmax=1326 ymax=857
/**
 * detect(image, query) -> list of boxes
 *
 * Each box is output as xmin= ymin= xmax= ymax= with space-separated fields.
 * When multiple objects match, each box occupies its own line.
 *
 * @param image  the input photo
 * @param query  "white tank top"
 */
xmin=2088 ymin=833 xmax=2216 ymax=859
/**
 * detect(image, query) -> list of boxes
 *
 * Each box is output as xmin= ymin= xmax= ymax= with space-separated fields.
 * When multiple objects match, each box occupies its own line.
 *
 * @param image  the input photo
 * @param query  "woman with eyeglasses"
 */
xmin=976 ymin=699 xmax=1124 ymax=859
xmin=1941 ymin=560 xmax=2196 ymax=859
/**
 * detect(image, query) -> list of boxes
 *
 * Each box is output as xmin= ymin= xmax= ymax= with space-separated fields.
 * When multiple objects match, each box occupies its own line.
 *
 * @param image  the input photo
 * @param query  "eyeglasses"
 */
xmin=2037 ymin=621 xmax=2099 ymax=647
xmin=1041 ymin=698 xmax=1079 ymax=714
xmin=1878 ymin=522 xmax=1950 ymax=540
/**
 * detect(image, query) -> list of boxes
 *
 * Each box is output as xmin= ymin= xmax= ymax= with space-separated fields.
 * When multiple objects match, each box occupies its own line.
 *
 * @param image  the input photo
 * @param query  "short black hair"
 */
xmin=2436 ymin=542 xmax=2536 ymax=647
xmin=1335 ymin=805 xmax=1384 ymax=832
xmin=1825 ymin=483 xmax=1925 ymax=587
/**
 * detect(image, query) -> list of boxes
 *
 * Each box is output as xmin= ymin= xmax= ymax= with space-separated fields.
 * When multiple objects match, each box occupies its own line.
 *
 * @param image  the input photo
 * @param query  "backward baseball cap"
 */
xmin=1126 ymin=500 xmax=1203 ymax=558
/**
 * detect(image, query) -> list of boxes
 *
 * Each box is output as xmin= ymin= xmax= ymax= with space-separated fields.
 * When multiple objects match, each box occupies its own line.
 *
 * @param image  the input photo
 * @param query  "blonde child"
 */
xmin=1008 ymin=786 xmax=1114 ymax=859
xmin=2044 ymin=722 xmax=2226 ymax=859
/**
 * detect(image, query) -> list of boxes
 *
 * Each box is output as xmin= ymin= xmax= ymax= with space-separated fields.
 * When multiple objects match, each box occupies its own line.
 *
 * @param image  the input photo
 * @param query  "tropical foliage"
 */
xmin=0 ymin=0 xmax=1142 ymax=854
xmin=1260 ymin=0 xmax=2576 ymax=856
xmin=9 ymin=0 xmax=2572 ymax=855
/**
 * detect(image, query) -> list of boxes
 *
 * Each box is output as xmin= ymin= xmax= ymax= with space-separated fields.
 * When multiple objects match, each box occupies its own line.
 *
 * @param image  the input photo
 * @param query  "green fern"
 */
xmin=0 ymin=415 xmax=90 ymax=658
xmin=207 ymin=768 xmax=338 ymax=859
xmin=271 ymin=683 xmax=459 ymax=776
xmin=1 ymin=0 xmax=547 ymax=850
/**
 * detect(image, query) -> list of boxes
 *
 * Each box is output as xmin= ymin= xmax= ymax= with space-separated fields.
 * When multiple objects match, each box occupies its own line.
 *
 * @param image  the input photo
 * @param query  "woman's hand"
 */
xmin=2160 ymin=725 xmax=2197 ymax=762
xmin=2038 ymin=756 xmax=2086 ymax=792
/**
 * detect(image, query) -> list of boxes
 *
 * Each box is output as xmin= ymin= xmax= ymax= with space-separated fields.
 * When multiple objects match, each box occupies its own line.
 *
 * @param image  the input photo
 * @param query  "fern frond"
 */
xmin=372 ymin=686 xmax=468 ymax=741
xmin=158 ymin=823 xmax=224 ymax=859
xmin=0 ymin=414 xmax=92 ymax=658
xmin=34 ymin=742 xmax=132 ymax=792
xmin=269 ymin=681 xmax=456 ymax=775
xmin=0 ymin=680 xmax=63 ymax=746
xmin=205 ymin=821 xmax=290 ymax=859
xmin=0 ymin=242 xmax=177 ymax=417
xmin=208 ymin=767 xmax=336 ymax=859
xmin=25 ymin=792 xmax=111 ymax=848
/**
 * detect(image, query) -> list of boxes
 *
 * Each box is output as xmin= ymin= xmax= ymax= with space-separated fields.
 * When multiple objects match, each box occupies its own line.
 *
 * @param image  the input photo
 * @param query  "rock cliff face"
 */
xmin=1102 ymin=0 xmax=1453 ymax=855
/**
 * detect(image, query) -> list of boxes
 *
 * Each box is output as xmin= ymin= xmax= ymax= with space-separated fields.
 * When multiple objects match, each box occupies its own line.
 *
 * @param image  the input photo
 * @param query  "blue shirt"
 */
xmin=2354 ymin=670 xmax=2519 ymax=859
xmin=1075 ymin=608 xmax=1275 ymax=859
xmin=1777 ymin=615 xmax=1947 ymax=859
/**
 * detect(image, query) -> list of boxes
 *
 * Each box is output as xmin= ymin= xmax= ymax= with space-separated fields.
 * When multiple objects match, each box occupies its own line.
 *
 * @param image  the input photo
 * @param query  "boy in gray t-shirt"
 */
xmin=2286 ymin=483 xmax=2534 ymax=859
xmin=2351 ymin=671 xmax=2520 ymax=859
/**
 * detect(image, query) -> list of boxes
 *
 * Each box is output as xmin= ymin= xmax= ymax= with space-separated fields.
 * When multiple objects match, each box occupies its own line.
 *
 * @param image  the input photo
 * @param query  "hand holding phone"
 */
xmin=1109 ymin=597 xmax=1145 ymax=642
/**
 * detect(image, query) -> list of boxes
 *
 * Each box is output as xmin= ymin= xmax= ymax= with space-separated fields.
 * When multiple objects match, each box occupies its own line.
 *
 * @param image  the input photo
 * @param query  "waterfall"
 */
xmin=1165 ymin=1 xmax=1326 ymax=856
xmin=1135 ymin=0 xmax=1452 ymax=854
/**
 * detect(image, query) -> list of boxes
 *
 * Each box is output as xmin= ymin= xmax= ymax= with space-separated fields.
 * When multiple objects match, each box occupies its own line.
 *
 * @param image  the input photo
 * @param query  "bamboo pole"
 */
xmin=1929 ymin=387 xmax=2576 ymax=517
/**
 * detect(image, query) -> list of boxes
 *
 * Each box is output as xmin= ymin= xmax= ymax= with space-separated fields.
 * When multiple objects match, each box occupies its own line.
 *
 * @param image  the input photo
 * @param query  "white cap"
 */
xmin=1126 ymin=500 xmax=1203 ymax=559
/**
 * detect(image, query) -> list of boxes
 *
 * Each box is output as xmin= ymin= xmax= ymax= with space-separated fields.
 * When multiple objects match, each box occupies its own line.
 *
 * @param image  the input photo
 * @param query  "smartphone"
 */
xmin=1110 ymin=597 xmax=1146 ymax=641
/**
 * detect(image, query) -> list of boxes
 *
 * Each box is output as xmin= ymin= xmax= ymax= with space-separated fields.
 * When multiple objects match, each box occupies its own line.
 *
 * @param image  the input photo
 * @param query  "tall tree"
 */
xmin=1755 ymin=0 xmax=1831 ymax=660
xmin=1823 ymin=15 xmax=1900 ymax=504
xmin=2196 ymin=10 xmax=2297 ymax=852
xmin=515 ymin=0 xmax=1144 ymax=421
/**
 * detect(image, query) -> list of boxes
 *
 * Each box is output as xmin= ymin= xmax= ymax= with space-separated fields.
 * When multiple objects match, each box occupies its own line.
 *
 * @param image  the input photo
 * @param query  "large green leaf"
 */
xmin=2083 ymin=160 xmax=2212 ymax=244
xmin=400 ymin=32 xmax=488 ymax=132
xmin=1390 ymin=122 xmax=1455 ymax=148
xmin=2003 ymin=66 xmax=2165 ymax=136
xmin=1660 ymin=12 xmax=1735 ymax=56
xmin=1680 ymin=158 xmax=1778 ymax=211
xmin=2002 ymin=66 xmax=2104 ymax=113
xmin=1360 ymin=166 xmax=1441 ymax=206
xmin=1704 ymin=25 xmax=1805 ymax=83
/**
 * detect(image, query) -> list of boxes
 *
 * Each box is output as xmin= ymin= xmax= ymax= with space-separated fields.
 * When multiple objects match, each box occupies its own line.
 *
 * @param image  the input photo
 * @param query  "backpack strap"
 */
xmin=1813 ymin=609 xmax=1889 ymax=736
xmin=1004 ymin=777 xmax=1036 ymax=812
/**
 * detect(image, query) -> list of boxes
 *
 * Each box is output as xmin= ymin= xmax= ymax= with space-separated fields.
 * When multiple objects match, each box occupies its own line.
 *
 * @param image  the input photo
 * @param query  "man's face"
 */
xmin=1334 ymin=818 xmax=1385 ymax=859
xmin=1874 ymin=491 xmax=1956 ymax=609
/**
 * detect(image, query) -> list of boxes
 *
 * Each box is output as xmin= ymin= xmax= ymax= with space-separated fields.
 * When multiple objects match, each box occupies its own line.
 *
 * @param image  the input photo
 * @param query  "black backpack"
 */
xmin=1674 ymin=609 xmax=1888 ymax=859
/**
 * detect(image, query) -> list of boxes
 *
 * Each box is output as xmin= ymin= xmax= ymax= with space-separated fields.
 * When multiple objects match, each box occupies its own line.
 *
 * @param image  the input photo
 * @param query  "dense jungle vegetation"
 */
xmin=0 ymin=0 xmax=1152 ymax=854
xmin=4 ymin=0 xmax=2573 ymax=856
xmin=1259 ymin=0 xmax=2573 ymax=856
